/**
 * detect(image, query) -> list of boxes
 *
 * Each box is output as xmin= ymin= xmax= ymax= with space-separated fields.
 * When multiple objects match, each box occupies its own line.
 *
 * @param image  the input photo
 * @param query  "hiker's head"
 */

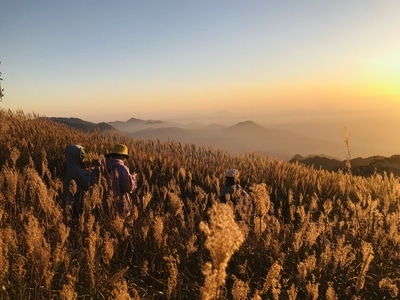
xmin=65 ymin=144 xmax=89 ymax=167
xmin=225 ymin=168 xmax=240 ymax=185
xmin=106 ymin=144 xmax=130 ymax=160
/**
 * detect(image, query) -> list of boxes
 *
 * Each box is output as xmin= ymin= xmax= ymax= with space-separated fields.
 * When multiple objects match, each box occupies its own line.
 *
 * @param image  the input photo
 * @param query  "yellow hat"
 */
xmin=108 ymin=144 xmax=129 ymax=158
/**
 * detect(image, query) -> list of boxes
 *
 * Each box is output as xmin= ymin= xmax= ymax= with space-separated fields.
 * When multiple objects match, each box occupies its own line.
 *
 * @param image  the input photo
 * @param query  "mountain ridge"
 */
xmin=291 ymin=154 xmax=400 ymax=177
xmin=48 ymin=116 xmax=400 ymax=176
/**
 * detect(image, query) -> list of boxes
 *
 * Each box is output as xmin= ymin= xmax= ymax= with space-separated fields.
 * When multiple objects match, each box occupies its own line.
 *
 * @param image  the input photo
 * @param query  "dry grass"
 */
xmin=1 ymin=108 xmax=400 ymax=299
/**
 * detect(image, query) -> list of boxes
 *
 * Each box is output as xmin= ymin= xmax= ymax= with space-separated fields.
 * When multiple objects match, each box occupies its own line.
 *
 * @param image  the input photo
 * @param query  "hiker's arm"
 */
xmin=118 ymin=165 xmax=137 ymax=193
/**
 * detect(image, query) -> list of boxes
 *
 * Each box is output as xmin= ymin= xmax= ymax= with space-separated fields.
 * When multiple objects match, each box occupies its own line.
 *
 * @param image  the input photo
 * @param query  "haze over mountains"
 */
xmin=49 ymin=115 xmax=400 ymax=176
xmin=50 ymin=116 xmax=361 ymax=160
xmin=109 ymin=118 xmax=348 ymax=160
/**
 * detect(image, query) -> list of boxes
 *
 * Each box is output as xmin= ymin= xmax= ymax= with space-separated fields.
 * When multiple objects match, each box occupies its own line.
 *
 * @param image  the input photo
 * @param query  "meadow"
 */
xmin=1 ymin=109 xmax=400 ymax=299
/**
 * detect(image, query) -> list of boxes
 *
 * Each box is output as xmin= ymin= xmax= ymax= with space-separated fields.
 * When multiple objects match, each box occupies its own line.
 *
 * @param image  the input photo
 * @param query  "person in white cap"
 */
xmin=62 ymin=144 xmax=100 ymax=218
xmin=105 ymin=144 xmax=137 ymax=216
xmin=219 ymin=168 xmax=250 ymax=204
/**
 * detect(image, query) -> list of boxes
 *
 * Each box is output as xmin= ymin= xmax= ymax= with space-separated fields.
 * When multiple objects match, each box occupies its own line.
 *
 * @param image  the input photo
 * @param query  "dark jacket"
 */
xmin=62 ymin=144 xmax=99 ymax=205
xmin=219 ymin=184 xmax=250 ymax=204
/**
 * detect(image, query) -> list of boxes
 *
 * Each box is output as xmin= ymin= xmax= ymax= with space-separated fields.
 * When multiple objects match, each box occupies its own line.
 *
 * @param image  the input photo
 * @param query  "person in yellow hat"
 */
xmin=105 ymin=144 xmax=137 ymax=216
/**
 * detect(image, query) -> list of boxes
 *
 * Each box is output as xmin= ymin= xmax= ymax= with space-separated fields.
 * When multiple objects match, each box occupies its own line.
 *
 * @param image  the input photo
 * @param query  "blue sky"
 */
xmin=1 ymin=1 xmax=400 ymax=156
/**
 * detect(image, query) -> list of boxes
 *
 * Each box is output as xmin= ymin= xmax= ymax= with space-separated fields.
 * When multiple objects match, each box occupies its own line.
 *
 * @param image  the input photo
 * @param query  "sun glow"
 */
xmin=362 ymin=55 xmax=400 ymax=97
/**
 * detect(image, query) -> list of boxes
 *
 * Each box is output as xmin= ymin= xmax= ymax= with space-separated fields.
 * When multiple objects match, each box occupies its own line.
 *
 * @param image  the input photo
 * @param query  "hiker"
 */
xmin=62 ymin=144 xmax=100 ymax=217
xmin=105 ymin=144 xmax=137 ymax=216
xmin=219 ymin=168 xmax=253 ymax=227
xmin=219 ymin=168 xmax=250 ymax=204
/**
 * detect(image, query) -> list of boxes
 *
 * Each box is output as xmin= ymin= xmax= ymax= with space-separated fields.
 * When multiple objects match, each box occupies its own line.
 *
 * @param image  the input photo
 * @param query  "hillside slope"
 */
xmin=46 ymin=115 xmax=400 ymax=175
xmin=1 ymin=109 xmax=400 ymax=299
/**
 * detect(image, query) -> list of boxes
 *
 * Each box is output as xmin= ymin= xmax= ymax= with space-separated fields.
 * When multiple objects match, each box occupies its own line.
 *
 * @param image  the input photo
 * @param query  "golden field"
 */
xmin=1 ymin=109 xmax=400 ymax=299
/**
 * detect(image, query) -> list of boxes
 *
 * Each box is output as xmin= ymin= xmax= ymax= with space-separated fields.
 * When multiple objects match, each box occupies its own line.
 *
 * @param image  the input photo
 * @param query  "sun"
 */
xmin=364 ymin=56 xmax=400 ymax=97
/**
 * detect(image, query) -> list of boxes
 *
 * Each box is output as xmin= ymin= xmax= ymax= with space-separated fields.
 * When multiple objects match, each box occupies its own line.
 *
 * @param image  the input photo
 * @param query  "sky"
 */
xmin=1 ymin=1 xmax=400 ymax=157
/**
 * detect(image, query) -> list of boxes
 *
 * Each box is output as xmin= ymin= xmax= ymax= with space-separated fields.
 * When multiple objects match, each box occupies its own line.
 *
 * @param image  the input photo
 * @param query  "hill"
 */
xmin=47 ymin=115 xmax=400 ymax=176
xmin=49 ymin=117 xmax=118 ymax=133
xmin=1 ymin=109 xmax=400 ymax=299
xmin=290 ymin=154 xmax=400 ymax=176
xmin=108 ymin=118 xmax=345 ymax=160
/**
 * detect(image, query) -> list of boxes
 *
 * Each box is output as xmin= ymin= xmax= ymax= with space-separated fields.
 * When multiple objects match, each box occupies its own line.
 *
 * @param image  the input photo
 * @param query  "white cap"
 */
xmin=226 ymin=169 xmax=239 ymax=178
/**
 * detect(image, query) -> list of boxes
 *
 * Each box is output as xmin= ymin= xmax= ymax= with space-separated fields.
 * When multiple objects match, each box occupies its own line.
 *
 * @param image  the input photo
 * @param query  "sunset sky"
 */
xmin=1 ymin=1 xmax=400 ymax=157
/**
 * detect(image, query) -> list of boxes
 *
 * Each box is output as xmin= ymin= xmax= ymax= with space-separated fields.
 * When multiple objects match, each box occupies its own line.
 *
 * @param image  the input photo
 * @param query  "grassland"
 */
xmin=1 ymin=109 xmax=400 ymax=299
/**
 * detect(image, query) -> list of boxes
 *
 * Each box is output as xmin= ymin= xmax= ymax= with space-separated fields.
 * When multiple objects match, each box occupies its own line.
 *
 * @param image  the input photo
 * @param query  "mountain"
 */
xmin=49 ymin=117 xmax=117 ymax=133
xmin=290 ymin=154 xmax=400 ymax=176
xmin=48 ymin=116 xmax=399 ymax=166
xmin=108 ymin=118 xmax=187 ymax=132
xmin=111 ymin=118 xmax=345 ymax=160
xmin=290 ymin=154 xmax=345 ymax=171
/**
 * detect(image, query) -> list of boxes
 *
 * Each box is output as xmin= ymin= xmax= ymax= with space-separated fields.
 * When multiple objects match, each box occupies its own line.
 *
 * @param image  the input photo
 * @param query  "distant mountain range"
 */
xmin=49 ymin=116 xmax=400 ymax=176
xmin=50 ymin=116 xmax=345 ymax=159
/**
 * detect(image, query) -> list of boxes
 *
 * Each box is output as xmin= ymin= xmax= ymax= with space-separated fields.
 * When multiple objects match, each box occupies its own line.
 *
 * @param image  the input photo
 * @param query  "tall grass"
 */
xmin=1 ymin=108 xmax=400 ymax=299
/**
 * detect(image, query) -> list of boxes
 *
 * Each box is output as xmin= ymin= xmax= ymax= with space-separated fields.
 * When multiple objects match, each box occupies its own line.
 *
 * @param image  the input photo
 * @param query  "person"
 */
xmin=62 ymin=144 xmax=100 ymax=217
xmin=219 ymin=168 xmax=253 ymax=228
xmin=105 ymin=143 xmax=137 ymax=216
xmin=219 ymin=169 xmax=250 ymax=204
